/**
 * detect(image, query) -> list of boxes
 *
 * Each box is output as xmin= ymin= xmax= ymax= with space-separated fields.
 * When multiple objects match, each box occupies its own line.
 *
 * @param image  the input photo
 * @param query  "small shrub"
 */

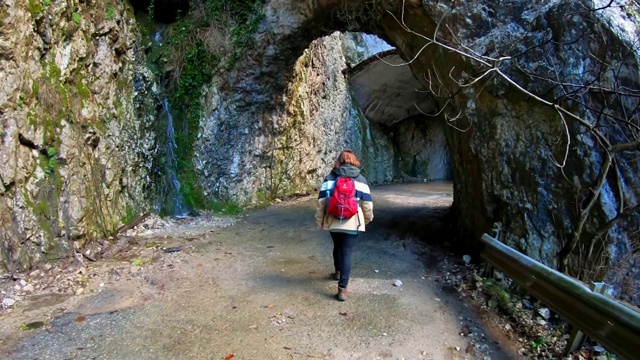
xmin=482 ymin=279 xmax=511 ymax=310
xmin=28 ymin=0 xmax=43 ymax=16
xmin=17 ymin=93 xmax=26 ymax=108
xmin=121 ymin=205 xmax=138 ymax=224
xmin=105 ymin=5 xmax=115 ymax=20
xmin=72 ymin=12 xmax=81 ymax=26
xmin=209 ymin=200 xmax=243 ymax=215
xmin=529 ymin=336 xmax=546 ymax=354
xmin=44 ymin=147 xmax=57 ymax=178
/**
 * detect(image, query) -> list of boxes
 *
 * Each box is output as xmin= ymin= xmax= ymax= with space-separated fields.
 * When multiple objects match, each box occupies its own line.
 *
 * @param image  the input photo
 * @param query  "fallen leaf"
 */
xmin=224 ymin=354 xmax=235 ymax=360
xmin=75 ymin=315 xmax=86 ymax=322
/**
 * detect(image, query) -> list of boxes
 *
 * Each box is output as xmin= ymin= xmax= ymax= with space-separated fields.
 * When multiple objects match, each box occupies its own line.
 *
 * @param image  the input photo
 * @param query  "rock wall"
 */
xmin=194 ymin=22 xmax=450 ymax=202
xmin=194 ymin=0 xmax=638 ymax=302
xmin=374 ymin=0 xmax=640 ymax=301
xmin=195 ymin=31 xmax=398 ymax=202
xmin=394 ymin=117 xmax=451 ymax=181
xmin=0 ymin=0 xmax=157 ymax=271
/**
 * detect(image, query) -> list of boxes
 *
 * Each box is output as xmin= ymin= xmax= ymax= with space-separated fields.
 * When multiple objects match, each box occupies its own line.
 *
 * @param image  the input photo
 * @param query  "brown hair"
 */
xmin=333 ymin=149 xmax=361 ymax=169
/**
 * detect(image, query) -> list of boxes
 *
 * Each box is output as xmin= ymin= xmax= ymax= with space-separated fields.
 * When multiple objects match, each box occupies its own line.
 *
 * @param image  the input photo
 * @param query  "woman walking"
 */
xmin=315 ymin=150 xmax=374 ymax=301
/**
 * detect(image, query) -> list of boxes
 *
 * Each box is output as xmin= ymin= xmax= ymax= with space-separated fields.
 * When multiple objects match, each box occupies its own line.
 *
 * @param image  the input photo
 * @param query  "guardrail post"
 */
xmin=482 ymin=262 xmax=494 ymax=278
xmin=563 ymin=282 xmax=608 ymax=356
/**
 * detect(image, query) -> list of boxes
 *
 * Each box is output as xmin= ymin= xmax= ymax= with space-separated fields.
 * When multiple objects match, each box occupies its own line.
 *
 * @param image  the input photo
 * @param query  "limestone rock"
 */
xmin=0 ymin=0 xmax=158 ymax=271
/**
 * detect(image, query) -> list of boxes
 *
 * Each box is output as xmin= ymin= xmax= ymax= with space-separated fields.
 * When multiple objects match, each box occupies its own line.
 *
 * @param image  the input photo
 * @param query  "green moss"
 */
xmin=28 ymin=0 xmax=43 ymax=16
xmin=105 ymin=5 xmax=115 ymax=20
xmin=76 ymin=77 xmax=91 ymax=100
xmin=121 ymin=205 xmax=138 ymax=224
xmin=94 ymin=117 xmax=107 ymax=133
xmin=0 ymin=8 xmax=10 ymax=24
xmin=72 ymin=12 xmax=81 ymax=26
xmin=46 ymin=61 xmax=61 ymax=80
xmin=27 ymin=109 xmax=38 ymax=128
xmin=34 ymin=200 xmax=50 ymax=215
xmin=43 ymin=147 xmax=57 ymax=178
xmin=31 ymin=81 xmax=39 ymax=98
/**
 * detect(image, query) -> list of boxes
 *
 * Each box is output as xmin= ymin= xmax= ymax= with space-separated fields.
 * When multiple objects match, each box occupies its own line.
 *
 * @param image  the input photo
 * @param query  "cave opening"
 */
xmin=305 ymin=32 xmax=458 ymax=250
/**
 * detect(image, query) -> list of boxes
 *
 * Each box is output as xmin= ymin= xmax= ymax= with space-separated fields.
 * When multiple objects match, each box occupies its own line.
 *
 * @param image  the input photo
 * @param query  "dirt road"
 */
xmin=1 ymin=182 xmax=519 ymax=360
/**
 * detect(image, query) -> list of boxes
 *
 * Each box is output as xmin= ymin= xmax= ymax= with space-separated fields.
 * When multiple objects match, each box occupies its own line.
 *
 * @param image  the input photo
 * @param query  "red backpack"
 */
xmin=327 ymin=177 xmax=358 ymax=220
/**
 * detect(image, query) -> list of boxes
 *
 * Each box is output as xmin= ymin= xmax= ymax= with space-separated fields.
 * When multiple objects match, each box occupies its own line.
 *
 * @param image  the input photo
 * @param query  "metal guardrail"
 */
xmin=480 ymin=233 xmax=640 ymax=360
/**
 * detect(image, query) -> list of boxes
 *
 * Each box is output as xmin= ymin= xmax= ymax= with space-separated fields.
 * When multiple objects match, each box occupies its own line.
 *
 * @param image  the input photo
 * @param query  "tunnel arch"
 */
xmin=194 ymin=0 xmax=640 ymax=303
xmin=196 ymin=0 xmax=475 ymax=242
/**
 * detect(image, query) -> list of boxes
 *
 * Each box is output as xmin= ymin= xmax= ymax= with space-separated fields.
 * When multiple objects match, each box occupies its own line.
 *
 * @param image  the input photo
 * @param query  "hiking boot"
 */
xmin=331 ymin=271 xmax=340 ymax=281
xmin=337 ymin=287 xmax=348 ymax=301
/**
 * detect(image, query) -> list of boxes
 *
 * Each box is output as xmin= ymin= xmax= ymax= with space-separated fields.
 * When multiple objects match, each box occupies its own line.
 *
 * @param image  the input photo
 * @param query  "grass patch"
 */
xmin=208 ymin=200 xmax=243 ymax=215
xmin=72 ymin=12 xmax=81 ymax=26
xmin=131 ymin=258 xmax=146 ymax=266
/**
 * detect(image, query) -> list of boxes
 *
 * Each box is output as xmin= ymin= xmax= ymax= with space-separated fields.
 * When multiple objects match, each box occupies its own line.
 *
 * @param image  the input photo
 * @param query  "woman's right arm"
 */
xmin=355 ymin=178 xmax=374 ymax=224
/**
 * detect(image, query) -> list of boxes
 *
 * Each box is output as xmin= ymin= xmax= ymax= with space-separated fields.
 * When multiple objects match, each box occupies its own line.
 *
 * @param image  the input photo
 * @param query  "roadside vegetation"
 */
xmin=143 ymin=0 xmax=266 ymax=214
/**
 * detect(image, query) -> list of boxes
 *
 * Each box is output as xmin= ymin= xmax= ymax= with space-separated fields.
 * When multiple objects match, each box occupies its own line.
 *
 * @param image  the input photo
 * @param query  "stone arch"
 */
xmin=196 ymin=0 xmax=640 ymax=302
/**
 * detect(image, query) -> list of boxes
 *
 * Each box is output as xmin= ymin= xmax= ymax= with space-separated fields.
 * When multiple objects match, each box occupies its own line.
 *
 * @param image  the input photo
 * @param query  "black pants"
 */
xmin=330 ymin=231 xmax=357 ymax=289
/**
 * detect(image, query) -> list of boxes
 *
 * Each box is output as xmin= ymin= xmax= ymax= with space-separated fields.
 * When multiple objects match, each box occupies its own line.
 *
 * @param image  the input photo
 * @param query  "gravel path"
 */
xmin=1 ymin=182 xmax=520 ymax=360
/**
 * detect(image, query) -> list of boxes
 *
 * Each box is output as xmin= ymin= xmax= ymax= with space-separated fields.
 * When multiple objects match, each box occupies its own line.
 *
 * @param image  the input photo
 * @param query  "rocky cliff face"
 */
xmin=194 ymin=31 xmax=426 ymax=201
xmin=375 ymin=0 xmax=640 ymax=301
xmin=0 ymin=0 xmax=157 ymax=270
xmin=193 ymin=14 xmax=451 ymax=203
xmin=1 ymin=0 xmax=637 ymax=304
xmin=194 ymin=0 xmax=638 ymax=302
xmin=0 ymin=0 xmax=448 ymax=272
